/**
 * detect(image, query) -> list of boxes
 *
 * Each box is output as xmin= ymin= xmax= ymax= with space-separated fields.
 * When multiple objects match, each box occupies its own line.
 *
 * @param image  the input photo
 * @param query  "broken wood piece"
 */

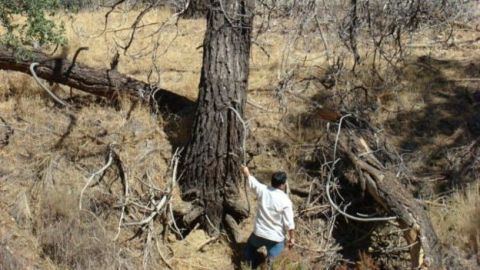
xmin=196 ymin=236 xmax=219 ymax=252
xmin=123 ymin=196 xmax=168 ymax=226
xmin=358 ymin=137 xmax=384 ymax=169
xmin=225 ymin=214 xmax=241 ymax=244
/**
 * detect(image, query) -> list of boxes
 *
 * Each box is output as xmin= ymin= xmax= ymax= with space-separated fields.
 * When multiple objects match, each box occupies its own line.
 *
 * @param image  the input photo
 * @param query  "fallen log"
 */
xmin=331 ymin=117 xmax=443 ymax=269
xmin=0 ymin=46 xmax=192 ymax=113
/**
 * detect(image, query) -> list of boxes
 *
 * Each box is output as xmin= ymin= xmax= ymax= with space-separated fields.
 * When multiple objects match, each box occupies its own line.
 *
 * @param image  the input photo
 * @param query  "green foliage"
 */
xmin=0 ymin=0 xmax=66 ymax=51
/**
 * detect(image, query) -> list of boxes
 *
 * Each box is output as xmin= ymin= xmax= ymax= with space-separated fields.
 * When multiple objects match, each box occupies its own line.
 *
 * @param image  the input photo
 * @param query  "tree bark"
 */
xmin=180 ymin=0 xmax=254 ymax=234
xmin=338 ymin=133 xmax=443 ymax=269
xmin=180 ymin=0 xmax=208 ymax=19
xmin=0 ymin=46 xmax=192 ymax=113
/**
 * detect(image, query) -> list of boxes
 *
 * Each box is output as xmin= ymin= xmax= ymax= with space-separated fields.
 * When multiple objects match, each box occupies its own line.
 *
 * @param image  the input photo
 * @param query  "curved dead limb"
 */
xmin=173 ymin=0 xmax=191 ymax=17
xmin=326 ymin=176 xmax=398 ymax=222
xmin=65 ymin=47 xmax=89 ymax=78
xmin=167 ymin=149 xmax=184 ymax=239
xmin=30 ymin=63 xmax=68 ymax=107
xmin=123 ymin=150 xmax=181 ymax=228
xmin=155 ymin=237 xmax=173 ymax=269
xmin=107 ymin=148 xmax=129 ymax=240
xmin=123 ymin=196 xmax=168 ymax=226
xmin=79 ymin=148 xmax=114 ymax=210
xmin=326 ymin=114 xmax=397 ymax=222
xmin=196 ymin=236 xmax=219 ymax=252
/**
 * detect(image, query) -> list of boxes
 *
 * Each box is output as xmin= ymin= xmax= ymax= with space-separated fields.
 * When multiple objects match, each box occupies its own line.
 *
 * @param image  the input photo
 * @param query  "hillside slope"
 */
xmin=1 ymin=7 xmax=480 ymax=270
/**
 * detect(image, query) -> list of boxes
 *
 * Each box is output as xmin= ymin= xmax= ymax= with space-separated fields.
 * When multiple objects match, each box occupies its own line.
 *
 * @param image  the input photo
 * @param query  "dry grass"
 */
xmin=169 ymin=230 xmax=234 ymax=269
xmin=431 ymin=184 xmax=480 ymax=258
xmin=0 ymin=4 xmax=479 ymax=270
xmin=50 ymin=9 xmax=295 ymax=101
xmin=0 ymin=243 xmax=26 ymax=270
xmin=0 ymin=71 xmax=172 ymax=269
xmin=35 ymin=188 xmax=133 ymax=270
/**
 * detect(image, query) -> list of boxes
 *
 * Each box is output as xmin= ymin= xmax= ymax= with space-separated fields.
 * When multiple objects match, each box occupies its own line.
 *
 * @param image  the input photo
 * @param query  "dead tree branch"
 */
xmin=79 ymin=147 xmax=114 ymax=210
xmin=329 ymin=116 xmax=444 ymax=269
xmin=30 ymin=63 xmax=69 ymax=107
xmin=0 ymin=46 xmax=192 ymax=113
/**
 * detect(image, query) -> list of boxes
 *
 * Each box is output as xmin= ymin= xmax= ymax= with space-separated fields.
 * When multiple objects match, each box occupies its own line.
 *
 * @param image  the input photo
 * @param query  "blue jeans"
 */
xmin=245 ymin=233 xmax=284 ymax=269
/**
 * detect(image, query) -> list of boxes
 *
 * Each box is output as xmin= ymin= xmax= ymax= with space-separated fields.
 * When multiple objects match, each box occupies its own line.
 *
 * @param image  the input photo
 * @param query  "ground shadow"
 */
xmin=231 ymin=241 xmax=245 ymax=269
xmin=231 ymin=241 xmax=265 ymax=270
xmin=384 ymin=55 xmax=480 ymax=192
xmin=151 ymin=89 xmax=196 ymax=150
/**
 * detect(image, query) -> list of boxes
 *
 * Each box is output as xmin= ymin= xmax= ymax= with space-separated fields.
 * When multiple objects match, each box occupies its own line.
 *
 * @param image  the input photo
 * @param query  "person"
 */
xmin=241 ymin=165 xmax=295 ymax=269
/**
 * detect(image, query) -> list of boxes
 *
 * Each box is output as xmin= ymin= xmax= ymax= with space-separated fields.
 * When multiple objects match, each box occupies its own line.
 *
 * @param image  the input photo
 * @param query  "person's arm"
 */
xmin=283 ymin=202 xmax=295 ymax=248
xmin=241 ymin=165 xmax=266 ymax=195
xmin=287 ymin=229 xmax=295 ymax=249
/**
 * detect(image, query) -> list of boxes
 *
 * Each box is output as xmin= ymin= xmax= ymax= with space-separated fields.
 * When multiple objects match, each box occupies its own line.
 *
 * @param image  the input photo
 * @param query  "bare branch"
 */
xmin=79 ymin=148 xmax=114 ymax=210
xmin=30 ymin=63 xmax=69 ymax=107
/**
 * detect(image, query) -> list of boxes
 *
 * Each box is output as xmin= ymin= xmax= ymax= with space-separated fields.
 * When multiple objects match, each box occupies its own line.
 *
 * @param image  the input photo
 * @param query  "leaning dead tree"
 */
xmin=0 ymin=46 xmax=192 ymax=113
xmin=327 ymin=116 xmax=443 ymax=269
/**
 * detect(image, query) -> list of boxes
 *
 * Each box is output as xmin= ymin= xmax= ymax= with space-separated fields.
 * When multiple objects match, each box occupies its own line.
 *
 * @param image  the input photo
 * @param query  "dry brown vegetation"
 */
xmin=1 ymin=3 xmax=480 ymax=270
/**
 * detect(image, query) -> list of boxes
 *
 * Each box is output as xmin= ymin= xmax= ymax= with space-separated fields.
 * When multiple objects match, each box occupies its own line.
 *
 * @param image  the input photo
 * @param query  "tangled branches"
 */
xmin=78 ymin=146 xmax=185 ymax=269
xmin=338 ymin=0 xmax=459 ymax=70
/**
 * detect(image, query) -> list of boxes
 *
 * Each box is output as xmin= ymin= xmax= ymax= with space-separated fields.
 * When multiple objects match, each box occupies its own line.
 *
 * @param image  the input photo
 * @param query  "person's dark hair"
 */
xmin=271 ymin=171 xmax=287 ymax=188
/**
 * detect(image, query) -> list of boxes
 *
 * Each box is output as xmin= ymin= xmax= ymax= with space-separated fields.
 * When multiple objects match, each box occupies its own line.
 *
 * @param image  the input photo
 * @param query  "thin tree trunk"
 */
xmin=180 ymin=0 xmax=254 ymax=234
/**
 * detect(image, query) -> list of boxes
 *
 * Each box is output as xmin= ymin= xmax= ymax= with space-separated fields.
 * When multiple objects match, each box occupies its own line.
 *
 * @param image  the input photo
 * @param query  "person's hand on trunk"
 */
xmin=241 ymin=165 xmax=250 ymax=177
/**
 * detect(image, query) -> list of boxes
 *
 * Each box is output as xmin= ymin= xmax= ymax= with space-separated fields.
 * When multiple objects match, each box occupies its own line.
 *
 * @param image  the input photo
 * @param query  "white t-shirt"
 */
xmin=248 ymin=175 xmax=295 ymax=242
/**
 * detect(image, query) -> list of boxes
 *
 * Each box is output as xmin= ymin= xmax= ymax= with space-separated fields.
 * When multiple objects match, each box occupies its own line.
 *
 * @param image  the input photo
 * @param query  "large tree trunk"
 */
xmin=0 ymin=46 xmax=192 ymax=113
xmin=180 ymin=0 xmax=254 ymax=234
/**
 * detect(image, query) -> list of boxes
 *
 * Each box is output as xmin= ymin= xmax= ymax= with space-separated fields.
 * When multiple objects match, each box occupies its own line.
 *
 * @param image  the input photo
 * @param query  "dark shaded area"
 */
xmin=0 ymin=116 xmax=13 ymax=148
xmin=155 ymin=95 xmax=196 ymax=150
xmin=330 ymin=178 xmax=377 ymax=258
xmin=230 ymin=241 xmax=255 ymax=270
xmin=384 ymin=56 xmax=480 ymax=193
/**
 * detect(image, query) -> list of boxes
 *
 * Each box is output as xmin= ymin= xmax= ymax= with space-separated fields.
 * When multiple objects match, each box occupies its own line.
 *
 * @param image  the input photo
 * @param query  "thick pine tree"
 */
xmin=180 ymin=0 xmax=255 ymax=234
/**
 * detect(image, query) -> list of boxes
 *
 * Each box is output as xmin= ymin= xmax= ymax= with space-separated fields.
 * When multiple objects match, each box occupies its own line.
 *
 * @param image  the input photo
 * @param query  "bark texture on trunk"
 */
xmin=0 ymin=47 xmax=191 ymax=113
xmin=181 ymin=0 xmax=208 ymax=18
xmin=180 ymin=0 xmax=254 ymax=234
